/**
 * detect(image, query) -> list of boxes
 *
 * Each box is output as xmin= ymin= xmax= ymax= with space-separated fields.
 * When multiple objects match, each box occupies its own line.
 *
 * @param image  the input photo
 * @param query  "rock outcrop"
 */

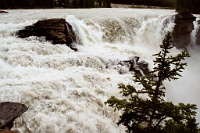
xmin=172 ymin=11 xmax=196 ymax=49
xmin=0 ymin=102 xmax=28 ymax=130
xmin=118 ymin=56 xmax=149 ymax=76
xmin=17 ymin=18 xmax=77 ymax=51
xmin=0 ymin=11 xmax=8 ymax=13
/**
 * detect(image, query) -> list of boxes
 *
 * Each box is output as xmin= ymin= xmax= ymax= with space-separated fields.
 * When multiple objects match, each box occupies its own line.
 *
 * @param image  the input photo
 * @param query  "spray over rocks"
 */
xmin=0 ymin=9 xmax=200 ymax=133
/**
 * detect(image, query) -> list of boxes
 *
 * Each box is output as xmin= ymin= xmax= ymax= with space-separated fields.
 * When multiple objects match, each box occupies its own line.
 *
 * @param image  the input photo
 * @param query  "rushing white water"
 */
xmin=0 ymin=9 xmax=199 ymax=132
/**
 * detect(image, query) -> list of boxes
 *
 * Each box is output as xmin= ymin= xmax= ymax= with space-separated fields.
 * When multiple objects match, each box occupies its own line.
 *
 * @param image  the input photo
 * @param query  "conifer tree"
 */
xmin=105 ymin=32 xmax=199 ymax=133
xmin=0 ymin=0 xmax=7 ymax=8
xmin=176 ymin=0 xmax=200 ymax=14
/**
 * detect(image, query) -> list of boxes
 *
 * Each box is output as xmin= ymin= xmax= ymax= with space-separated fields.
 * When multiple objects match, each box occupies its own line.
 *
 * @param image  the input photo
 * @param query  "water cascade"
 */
xmin=0 ymin=9 xmax=200 ymax=133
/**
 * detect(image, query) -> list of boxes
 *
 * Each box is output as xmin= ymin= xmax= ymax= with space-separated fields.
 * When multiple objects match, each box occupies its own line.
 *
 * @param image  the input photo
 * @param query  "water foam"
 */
xmin=0 ymin=9 xmax=199 ymax=132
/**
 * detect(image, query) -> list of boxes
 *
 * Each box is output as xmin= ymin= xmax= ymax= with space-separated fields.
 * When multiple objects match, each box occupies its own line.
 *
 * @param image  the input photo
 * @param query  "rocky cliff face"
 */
xmin=172 ymin=11 xmax=196 ymax=50
xmin=17 ymin=18 xmax=77 ymax=51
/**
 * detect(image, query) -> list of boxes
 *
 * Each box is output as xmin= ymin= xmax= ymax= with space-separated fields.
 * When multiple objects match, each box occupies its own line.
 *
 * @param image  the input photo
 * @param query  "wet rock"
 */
xmin=0 ymin=102 xmax=28 ymax=130
xmin=0 ymin=11 xmax=8 ymax=14
xmin=137 ymin=60 xmax=149 ymax=76
xmin=172 ymin=11 xmax=196 ymax=49
xmin=17 ymin=18 xmax=77 ymax=51
xmin=118 ymin=56 xmax=149 ymax=76
xmin=0 ymin=129 xmax=19 ymax=133
xmin=68 ymin=43 xmax=78 ymax=51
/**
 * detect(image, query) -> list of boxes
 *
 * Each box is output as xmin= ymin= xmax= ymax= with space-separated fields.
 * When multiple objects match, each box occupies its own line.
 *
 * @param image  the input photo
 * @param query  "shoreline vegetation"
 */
xmin=0 ymin=0 xmax=199 ymax=14
xmin=0 ymin=4 xmax=173 ymax=14
xmin=111 ymin=3 xmax=173 ymax=9
xmin=0 ymin=1 xmax=199 ymax=133
xmin=0 ymin=0 xmax=199 ymax=13
xmin=0 ymin=3 xmax=181 ymax=12
xmin=0 ymin=3 xmax=173 ymax=10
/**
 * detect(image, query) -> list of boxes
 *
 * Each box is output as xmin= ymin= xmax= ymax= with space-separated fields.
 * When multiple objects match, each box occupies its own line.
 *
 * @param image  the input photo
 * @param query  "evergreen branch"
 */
xmin=105 ymin=32 xmax=199 ymax=132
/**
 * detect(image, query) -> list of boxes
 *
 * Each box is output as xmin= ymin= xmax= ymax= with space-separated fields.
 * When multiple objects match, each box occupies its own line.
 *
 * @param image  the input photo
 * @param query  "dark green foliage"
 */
xmin=133 ymin=0 xmax=174 ymax=7
xmin=105 ymin=32 xmax=199 ymax=133
xmin=0 ymin=0 xmax=199 ymax=11
xmin=0 ymin=0 xmax=110 ymax=9
xmin=79 ymin=0 xmax=85 ymax=8
xmin=111 ymin=0 xmax=175 ymax=7
xmin=111 ymin=0 xmax=132 ymax=4
xmin=111 ymin=0 xmax=200 ymax=10
xmin=71 ymin=0 xmax=80 ymax=8
xmin=176 ymin=0 xmax=200 ymax=14
xmin=0 ymin=0 xmax=7 ymax=9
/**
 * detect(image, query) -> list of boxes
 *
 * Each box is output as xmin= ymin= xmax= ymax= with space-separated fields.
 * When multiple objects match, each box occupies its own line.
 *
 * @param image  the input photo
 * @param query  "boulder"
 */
xmin=136 ymin=60 xmax=149 ymax=76
xmin=0 ymin=11 xmax=8 ymax=14
xmin=17 ymin=18 xmax=77 ymax=51
xmin=0 ymin=102 xmax=28 ymax=130
xmin=118 ymin=56 xmax=149 ymax=76
xmin=172 ymin=11 xmax=196 ymax=49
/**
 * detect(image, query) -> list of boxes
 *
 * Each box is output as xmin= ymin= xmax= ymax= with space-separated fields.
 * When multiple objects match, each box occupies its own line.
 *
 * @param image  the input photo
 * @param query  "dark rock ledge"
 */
xmin=0 ymin=11 xmax=8 ymax=14
xmin=17 ymin=18 xmax=77 ymax=51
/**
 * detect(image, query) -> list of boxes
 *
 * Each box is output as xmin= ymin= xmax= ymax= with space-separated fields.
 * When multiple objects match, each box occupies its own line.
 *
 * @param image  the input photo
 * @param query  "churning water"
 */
xmin=0 ymin=9 xmax=200 ymax=133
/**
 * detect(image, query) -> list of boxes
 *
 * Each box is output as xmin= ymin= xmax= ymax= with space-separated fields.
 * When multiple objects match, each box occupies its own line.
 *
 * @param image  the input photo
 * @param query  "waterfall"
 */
xmin=0 ymin=9 xmax=199 ymax=133
xmin=190 ymin=16 xmax=200 ymax=47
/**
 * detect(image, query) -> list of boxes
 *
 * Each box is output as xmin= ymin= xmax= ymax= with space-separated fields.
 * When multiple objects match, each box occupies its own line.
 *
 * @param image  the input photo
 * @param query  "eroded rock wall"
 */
xmin=172 ymin=11 xmax=196 ymax=49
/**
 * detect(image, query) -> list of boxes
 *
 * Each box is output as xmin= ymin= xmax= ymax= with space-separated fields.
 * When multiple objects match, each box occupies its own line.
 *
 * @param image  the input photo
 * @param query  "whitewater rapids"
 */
xmin=0 ymin=8 xmax=200 ymax=133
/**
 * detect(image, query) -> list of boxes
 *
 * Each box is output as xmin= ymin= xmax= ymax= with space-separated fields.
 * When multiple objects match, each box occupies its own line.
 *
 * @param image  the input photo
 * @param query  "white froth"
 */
xmin=0 ymin=9 xmax=199 ymax=132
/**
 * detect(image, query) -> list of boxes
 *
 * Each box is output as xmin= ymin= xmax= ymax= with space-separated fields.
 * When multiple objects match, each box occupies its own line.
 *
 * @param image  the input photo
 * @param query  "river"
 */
xmin=0 ymin=8 xmax=200 ymax=133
